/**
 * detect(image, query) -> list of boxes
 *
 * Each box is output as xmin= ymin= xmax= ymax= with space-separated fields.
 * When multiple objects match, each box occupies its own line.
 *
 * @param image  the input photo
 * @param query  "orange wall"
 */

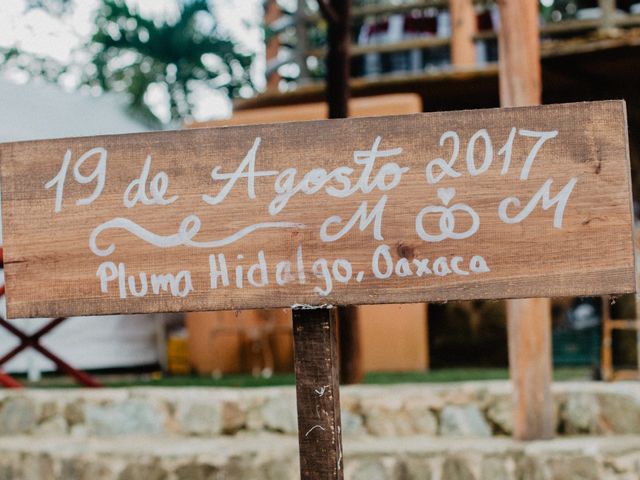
xmin=358 ymin=304 xmax=429 ymax=372
xmin=186 ymin=94 xmax=423 ymax=128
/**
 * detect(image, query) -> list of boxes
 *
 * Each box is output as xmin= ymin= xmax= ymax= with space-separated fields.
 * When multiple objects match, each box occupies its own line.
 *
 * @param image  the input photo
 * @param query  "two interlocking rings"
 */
xmin=416 ymin=188 xmax=480 ymax=242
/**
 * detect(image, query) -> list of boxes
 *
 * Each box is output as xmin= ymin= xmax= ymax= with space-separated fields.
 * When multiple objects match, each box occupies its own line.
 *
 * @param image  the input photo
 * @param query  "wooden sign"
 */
xmin=0 ymin=101 xmax=635 ymax=318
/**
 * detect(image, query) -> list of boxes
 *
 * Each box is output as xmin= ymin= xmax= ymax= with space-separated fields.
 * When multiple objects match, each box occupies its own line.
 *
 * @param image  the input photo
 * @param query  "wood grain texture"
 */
xmin=507 ymin=297 xmax=554 ymax=439
xmin=497 ymin=0 xmax=541 ymax=107
xmin=450 ymin=0 xmax=477 ymax=66
xmin=0 ymin=101 xmax=635 ymax=318
xmin=498 ymin=0 xmax=554 ymax=441
xmin=293 ymin=308 xmax=343 ymax=479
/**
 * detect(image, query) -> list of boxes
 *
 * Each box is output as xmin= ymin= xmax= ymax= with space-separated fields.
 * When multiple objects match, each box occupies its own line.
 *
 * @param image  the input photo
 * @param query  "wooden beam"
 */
xmin=498 ymin=0 xmax=554 ymax=441
xmin=450 ymin=0 xmax=477 ymax=66
xmin=305 ymin=16 xmax=640 ymax=61
xmin=307 ymin=36 xmax=450 ymax=59
xmin=304 ymin=0 xmax=448 ymax=22
xmin=293 ymin=308 xmax=343 ymax=479
xmin=188 ymin=94 xmax=423 ymax=128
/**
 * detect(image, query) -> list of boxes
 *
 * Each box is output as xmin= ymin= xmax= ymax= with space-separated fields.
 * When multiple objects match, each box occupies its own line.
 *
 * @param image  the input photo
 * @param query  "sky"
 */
xmin=0 ymin=0 xmax=265 ymax=122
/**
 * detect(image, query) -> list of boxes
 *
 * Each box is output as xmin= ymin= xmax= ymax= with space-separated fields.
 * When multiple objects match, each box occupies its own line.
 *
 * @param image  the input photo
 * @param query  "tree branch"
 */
xmin=317 ymin=0 xmax=338 ymax=24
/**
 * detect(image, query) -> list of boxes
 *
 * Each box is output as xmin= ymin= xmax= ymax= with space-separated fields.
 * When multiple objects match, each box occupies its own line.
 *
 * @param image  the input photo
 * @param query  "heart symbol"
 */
xmin=437 ymin=187 xmax=456 ymax=206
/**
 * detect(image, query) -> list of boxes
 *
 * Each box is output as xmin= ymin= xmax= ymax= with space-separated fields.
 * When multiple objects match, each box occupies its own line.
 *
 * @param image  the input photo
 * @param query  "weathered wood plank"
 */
xmin=292 ymin=307 xmax=343 ymax=479
xmin=0 ymin=101 xmax=635 ymax=318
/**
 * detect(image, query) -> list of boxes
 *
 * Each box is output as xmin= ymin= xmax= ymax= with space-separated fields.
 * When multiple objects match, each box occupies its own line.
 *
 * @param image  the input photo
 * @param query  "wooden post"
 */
xmin=265 ymin=0 xmax=282 ymax=90
xmin=450 ymin=0 xmax=477 ymax=66
xmin=602 ymin=295 xmax=614 ymax=381
xmin=293 ymin=308 xmax=343 ymax=479
xmin=317 ymin=0 xmax=362 ymax=384
xmin=295 ymin=0 xmax=311 ymax=84
xmin=338 ymin=306 xmax=363 ymax=384
xmin=498 ymin=0 xmax=554 ymax=440
xmin=599 ymin=0 xmax=617 ymax=33
xmin=324 ymin=0 xmax=351 ymax=119
xmin=497 ymin=1 xmax=541 ymax=107
xmin=506 ymin=298 xmax=554 ymax=438
xmin=291 ymin=3 xmax=349 ymax=477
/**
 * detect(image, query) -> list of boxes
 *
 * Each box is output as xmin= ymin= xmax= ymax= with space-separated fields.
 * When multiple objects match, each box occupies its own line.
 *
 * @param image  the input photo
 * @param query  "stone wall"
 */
xmin=1 ymin=382 xmax=640 ymax=439
xmin=2 ymin=434 xmax=640 ymax=480
xmin=1 ymin=382 xmax=640 ymax=479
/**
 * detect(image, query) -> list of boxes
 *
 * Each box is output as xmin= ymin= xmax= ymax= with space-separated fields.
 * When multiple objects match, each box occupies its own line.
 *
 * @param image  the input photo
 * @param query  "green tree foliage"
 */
xmin=1 ymin=0 xmax=255 ymax=125
xmin=89 ymin=0 xmax=254 ymax=124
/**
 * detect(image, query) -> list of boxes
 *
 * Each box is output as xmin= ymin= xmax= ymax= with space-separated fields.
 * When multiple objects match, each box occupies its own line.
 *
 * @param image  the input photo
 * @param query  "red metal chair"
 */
xmin=0 ymin=248 xmax=101 ymax=387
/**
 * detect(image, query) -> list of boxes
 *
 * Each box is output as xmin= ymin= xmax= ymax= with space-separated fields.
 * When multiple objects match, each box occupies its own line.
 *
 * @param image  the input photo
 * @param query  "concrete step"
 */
xmin=1 ymin=433 xmax=640 ymax=480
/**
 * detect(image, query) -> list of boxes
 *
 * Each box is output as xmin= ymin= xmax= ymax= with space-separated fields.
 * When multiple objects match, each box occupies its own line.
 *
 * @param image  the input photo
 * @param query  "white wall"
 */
xmin=0 ymin=78 xmax=162 ymax=373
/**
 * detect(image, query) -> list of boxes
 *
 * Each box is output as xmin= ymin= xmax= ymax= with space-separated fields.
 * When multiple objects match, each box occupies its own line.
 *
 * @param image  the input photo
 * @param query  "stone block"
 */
xmin=346 ymin=456 xmax=401 ymax=480
xmin=0 ymin=397 xmax=37 ymax=435
xmin=597 ymin=394 xmax=640 ymax=434
xmin=440 ymin=405 xmax=492 ymax=437
xmin=562 ymin=393 xmax=599 ymax=434
xmin=35 ymin=415 xmax=67 ymax=436
xmin=177 ymin=402 xmax=222 ymax=436
xmin=85 ymin=400 xmax=165 ymax=436
xmin=481 ymin=457 xmax=514 ymax=480
xmin=485 ymin=396 xmax=512 ymax=435
xmin=403 ymin=456 xmax=433 ymax=480
xmin=261 ymin=393 xmax=298 ymax=434
xmin=60 ymin=459 xmax=114 ymax=480
xmin=221 ymin=401 xmax=245 ymax=434
xmin=546 ymin=456 xmax=600 ymax=480
xmin=118 ymin=463 xmax=168 ymax=480
xmin=442 ymin=456 xmax=477 ymax=480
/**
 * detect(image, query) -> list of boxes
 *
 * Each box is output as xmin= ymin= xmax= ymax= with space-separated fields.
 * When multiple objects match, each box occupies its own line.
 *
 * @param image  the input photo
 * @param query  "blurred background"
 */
xmin=1 ymin=1 xmax=640 ymax=479
xmin=1 ymin=0 xmax=638 ymax=387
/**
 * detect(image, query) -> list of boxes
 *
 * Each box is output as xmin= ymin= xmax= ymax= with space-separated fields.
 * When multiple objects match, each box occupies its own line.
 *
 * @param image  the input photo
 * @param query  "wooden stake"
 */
xmin=293 ymin=308 xmax=344 ymax=480
xmin=498 ymin=0 xmax=554 ymax=440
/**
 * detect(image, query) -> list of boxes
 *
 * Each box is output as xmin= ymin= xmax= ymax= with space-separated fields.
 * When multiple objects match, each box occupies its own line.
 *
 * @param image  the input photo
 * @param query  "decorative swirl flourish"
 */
xmin=89 ymin=215 xmax=306 ymax=257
